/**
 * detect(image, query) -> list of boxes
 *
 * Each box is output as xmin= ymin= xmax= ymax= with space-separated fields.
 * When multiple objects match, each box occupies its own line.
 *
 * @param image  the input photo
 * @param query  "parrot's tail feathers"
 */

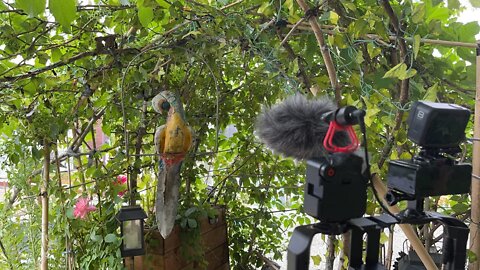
xmin=155 ymin=163 xmax=182 ymax=239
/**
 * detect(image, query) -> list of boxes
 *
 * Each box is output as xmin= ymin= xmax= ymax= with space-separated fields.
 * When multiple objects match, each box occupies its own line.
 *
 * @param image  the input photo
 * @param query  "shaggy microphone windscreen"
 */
xmin=255 ymin=94 xmax=350 ymax=160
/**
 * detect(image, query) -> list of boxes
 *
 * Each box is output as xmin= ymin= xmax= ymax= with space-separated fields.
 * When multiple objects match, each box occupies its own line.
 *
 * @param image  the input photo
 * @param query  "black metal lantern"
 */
xmin=116 ymin=205 xmax=147 ymax=257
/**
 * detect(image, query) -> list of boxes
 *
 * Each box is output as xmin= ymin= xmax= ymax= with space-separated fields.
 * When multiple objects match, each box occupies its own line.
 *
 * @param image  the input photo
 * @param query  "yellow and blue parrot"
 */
xmin=152 ymin=91 xmax=193 ymax=238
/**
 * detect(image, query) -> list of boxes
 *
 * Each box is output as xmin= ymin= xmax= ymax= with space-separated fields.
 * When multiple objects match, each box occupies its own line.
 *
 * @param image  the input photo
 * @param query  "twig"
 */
xmin=256 ymin=251 xmax=280 ymax=270
xmin=0 ymin=51 xmax=95 ymax=82
xmin=377 ymin=0 xmax=410 ymax=169
xmin=220 ymin=0 xmax=244 ymax=10
xmin=0 ymin=237 xmax=13 ymax=270
xmin=279 ymin=17 xmax=306 ymax=47
xmin=385 ymin=227 xmax=395 ymax=269
xmin=76 ymin=5 xmax=135 ymax=11
xmin=129 ymin=100 xmax=149 ymax=205
xmin=276 ymin=28 xmax=312 ymax=93
xmin=0 ymin=48 xmax=137 ymax=83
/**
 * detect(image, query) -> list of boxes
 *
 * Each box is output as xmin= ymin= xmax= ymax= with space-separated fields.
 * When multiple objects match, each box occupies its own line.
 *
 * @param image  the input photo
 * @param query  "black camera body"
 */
xmin=304 ymin=153 xmax=367 ymax=223
xmin=386 ymin=101 xmax=472 ymax=202
xmin=387 ymin=157 xmax=471 ymax=199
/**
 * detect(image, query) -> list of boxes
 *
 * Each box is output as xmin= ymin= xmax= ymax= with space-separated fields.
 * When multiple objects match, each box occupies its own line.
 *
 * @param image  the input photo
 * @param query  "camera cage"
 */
xmin=287 ymin=101 xmax=472 ymax=270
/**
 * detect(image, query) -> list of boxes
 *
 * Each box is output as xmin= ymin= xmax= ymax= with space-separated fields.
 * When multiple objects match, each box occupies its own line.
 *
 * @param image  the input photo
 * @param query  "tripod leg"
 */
xmin=287 ymin=225 xmax=322 ymax=270
xmin=365 ymin=228 xmax=381 ymax=266
xmin=442 ymin=224 xmax=469 ymax=270
xmin=349 ymin=227 xmax=364 ymax=268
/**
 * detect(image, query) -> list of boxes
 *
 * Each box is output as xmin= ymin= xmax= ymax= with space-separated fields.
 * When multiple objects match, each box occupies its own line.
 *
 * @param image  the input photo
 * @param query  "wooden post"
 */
xmin=469 ymin=43 xmax=480 ymax=270
xmin=41 ymin=141 xmax=50 ymax=270
xmin=371 ymin=175 xmax=439 ymax=270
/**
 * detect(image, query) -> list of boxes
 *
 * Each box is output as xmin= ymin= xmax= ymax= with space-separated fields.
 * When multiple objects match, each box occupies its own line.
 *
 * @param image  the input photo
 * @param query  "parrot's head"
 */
xmin=152 ymin=91 xmax=184 ymax=117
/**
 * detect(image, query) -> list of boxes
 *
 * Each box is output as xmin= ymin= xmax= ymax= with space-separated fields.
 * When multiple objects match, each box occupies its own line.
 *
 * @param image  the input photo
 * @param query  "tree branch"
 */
xmin=275 ymin=27 xmax=312 ymax=93
xmin=0 ymin=48 xmax=138 ymax=83
xmin=377 ymin=0 xmax=410 ymax=168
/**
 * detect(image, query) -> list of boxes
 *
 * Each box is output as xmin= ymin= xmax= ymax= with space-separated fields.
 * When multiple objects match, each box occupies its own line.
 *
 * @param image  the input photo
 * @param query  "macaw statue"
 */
xmin=152 ymin=91 xmax=193 ymax=238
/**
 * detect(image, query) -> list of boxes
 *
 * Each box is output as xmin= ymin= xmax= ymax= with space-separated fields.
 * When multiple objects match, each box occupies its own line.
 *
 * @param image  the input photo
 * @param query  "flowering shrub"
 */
xmin=73 ymin=197 xmax=97 ymax=219
xmin=114 ymin=175 xmax=128 ymax=197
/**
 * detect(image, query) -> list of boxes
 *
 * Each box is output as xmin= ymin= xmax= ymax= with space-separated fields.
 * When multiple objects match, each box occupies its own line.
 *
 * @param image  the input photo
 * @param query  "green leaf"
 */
xmin=257 ymin=3 xmax=273 ymax=16
xmin=105 ymin=234 xmax=117 ymax=243
xmin=329 ymin=11 xmax=339 ymax=25
xmin=49 ymin=0 xmax=77 ymax=27
xmin=448 ymin=0 xmax=460 ymax=9
xmin=426 ymin=5 xmax=450 ymax=23
xmin=367 ymin=43 xmax=381 ymax=58
xmin=364 ymin=102 xmax=380 ymax=127
xmin=155 ymin=0 xmax=170 ymax=8
xmin=355 ymin=51 xmax=364 ymax=64
xmin=90 ymin=233 xmax=103 ymax=242
xmin=468 ymin=249 xmax=478 ymax=263
xmin=51 ymin=48 xmax=62 ymax=62
xmin=187 ymin=218 xmax=197 ymax=228
xmin=412 ymin=4 xmax=425 ymax=24
xmin=16 ymin=0 xmax=46 ymax=17
xmin=311 ymin=255 xmax=322 ymax=266
xmin=423 ymin=83 xmax=438 ymax=101
xmin=470 ymin=0 xmax=480 ymax=8
xmin=343 ymin=2 xmax=356 ymax=11
xmin=383 ymin=63 xmax=417 ymax=80
xmin=452 ymin=203 xmax=469 ymax=213
xmin=138 ymin=6 xmax=154 ymax=28
xmin=413 ymin=35 xmax=421 ymax=59
xmin=66 ymin=208 xmax=74 ymax=219
xmin=185 ymin=207 xmax=197 ymax=217
xmin=180 ymin=218 xmax=187 ymax=228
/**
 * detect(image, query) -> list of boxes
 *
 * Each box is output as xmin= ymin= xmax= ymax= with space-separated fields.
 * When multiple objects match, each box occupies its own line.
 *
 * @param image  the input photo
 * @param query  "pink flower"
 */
xmin=116 ymin=175 xmax=127 ymax=185
xmin=114 ymin=175 xmax=128 ymax=197
xmin=73 ymin=197 xmax=97 ymax=219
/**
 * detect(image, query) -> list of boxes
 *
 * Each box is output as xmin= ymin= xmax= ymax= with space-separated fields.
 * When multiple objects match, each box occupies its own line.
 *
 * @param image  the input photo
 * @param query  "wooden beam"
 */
xmin=41 ymin=141 xmax=50 ymax=270
xmin=289 ymin=23 xmax=478 ymax=49
xmin=468 ymin=43 xmax=480 ymax=270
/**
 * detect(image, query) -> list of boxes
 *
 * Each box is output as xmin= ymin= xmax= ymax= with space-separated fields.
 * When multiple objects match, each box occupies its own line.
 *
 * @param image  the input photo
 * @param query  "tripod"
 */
xmin=287 ymin=199 xmax=469 ymax=270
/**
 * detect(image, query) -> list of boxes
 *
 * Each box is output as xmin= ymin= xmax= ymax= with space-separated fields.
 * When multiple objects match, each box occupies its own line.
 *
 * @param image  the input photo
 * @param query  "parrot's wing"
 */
xmin=154 ymin=124 xmax=166 ymax=154
xmin=156 ymin=162 xmax=182 ymax=238
xmin=182 ymin=126 xmax=194 ymax=153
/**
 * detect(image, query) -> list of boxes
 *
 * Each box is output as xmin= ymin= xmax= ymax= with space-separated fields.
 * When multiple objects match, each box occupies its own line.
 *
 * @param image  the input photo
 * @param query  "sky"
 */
xmin=458 ymin=0 xmax=480 ymax=39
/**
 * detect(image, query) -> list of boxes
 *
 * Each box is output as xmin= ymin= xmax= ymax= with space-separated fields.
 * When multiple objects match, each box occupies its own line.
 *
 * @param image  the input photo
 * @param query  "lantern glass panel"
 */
xmin=122 ymin=219 xmax=142 ymax=250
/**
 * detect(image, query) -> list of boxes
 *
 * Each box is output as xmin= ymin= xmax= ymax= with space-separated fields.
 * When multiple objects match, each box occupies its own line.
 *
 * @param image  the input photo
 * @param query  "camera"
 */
xmin=386 ymin=101 xmax=472 ymax=205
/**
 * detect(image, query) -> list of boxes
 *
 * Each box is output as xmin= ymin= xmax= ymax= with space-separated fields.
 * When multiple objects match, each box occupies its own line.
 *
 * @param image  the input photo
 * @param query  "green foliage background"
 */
xmin=0 ymin=0 xmax=478 ymax=269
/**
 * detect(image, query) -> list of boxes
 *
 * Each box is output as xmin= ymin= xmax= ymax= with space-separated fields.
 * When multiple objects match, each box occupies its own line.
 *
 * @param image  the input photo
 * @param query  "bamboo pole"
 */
xmin=371 ymin=175 xmax=439 ymax=270
xmin=41 ymin=141 xmax=50 ymax=270
xmin=468 ymin=43 xmax=480 ymax=270
xmin=288 ymin=24 xmax=479 ymax=49
xmin=294 ymin=0 xmax=341 ymax=104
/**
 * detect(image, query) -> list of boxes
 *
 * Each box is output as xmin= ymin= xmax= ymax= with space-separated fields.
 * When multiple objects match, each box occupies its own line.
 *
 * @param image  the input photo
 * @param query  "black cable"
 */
xmin=357 ymin=113 xmax=400 ymax=222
